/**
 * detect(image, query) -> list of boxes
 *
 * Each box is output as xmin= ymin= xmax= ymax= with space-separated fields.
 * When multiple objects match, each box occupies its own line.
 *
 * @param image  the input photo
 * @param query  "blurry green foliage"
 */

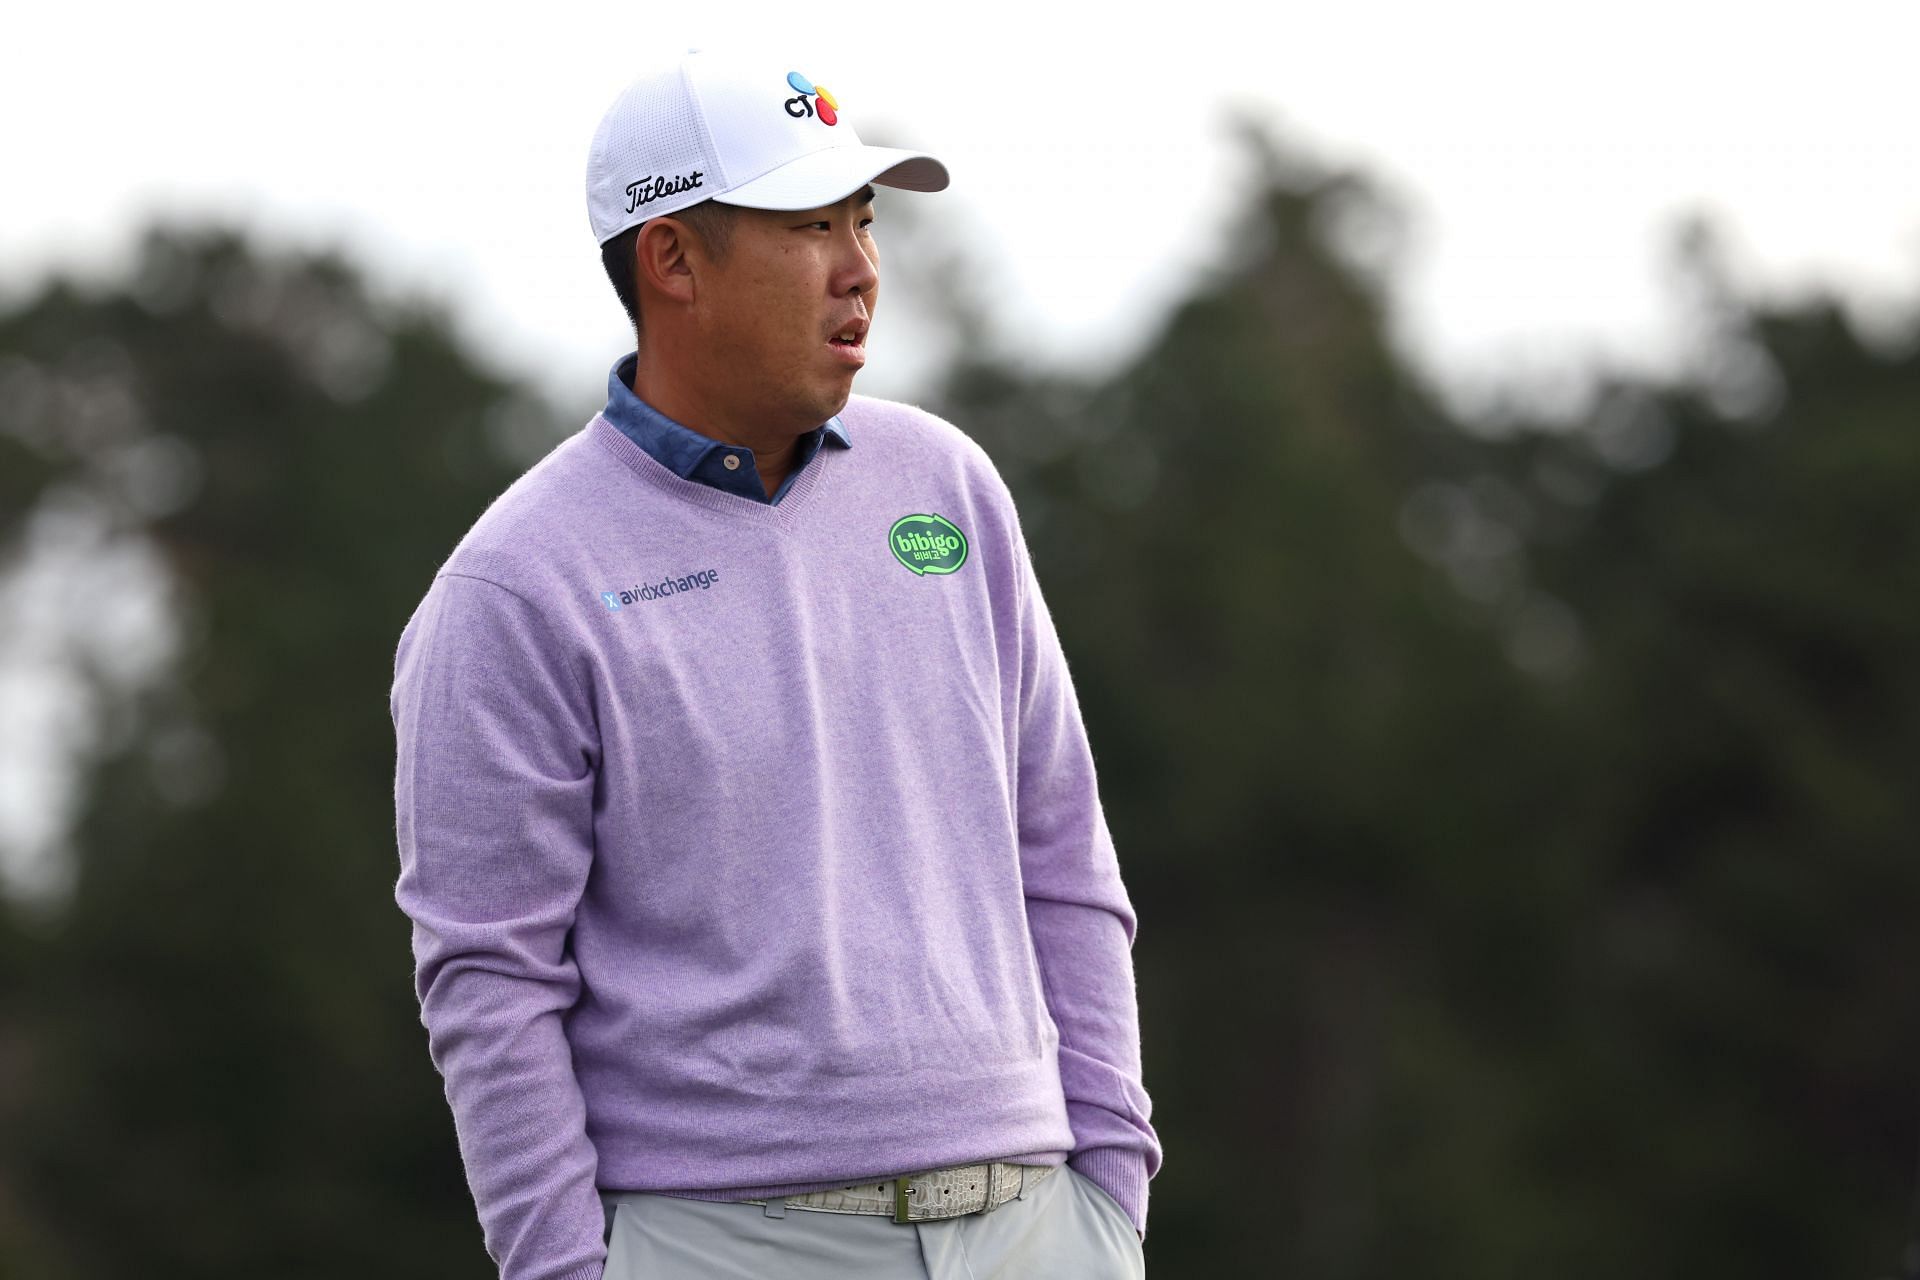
xmin=0 ymin=118 xmax=1916 ymax=1278
xmin=0 ymin=227 xmax=554 ymax=1277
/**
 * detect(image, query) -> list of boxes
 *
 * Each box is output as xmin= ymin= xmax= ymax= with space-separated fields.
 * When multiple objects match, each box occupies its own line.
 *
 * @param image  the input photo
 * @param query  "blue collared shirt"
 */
xmin=600 ymin=352 xmax=851 ymax=505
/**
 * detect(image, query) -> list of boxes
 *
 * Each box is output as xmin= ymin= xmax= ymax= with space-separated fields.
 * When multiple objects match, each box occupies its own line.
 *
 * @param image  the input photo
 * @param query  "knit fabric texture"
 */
xmin=390 ymin=393 xmax=1160 ymax=1280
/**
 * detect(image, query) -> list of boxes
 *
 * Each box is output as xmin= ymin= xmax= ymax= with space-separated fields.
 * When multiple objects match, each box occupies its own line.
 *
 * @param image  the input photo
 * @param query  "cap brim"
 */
xmin=712 ymin=145 xmax=949 ymax=211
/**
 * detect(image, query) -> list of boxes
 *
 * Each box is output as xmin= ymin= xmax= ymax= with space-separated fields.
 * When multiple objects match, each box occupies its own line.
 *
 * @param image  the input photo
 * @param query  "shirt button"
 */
xmin=722 ymin=454 xmax=741 ymax=471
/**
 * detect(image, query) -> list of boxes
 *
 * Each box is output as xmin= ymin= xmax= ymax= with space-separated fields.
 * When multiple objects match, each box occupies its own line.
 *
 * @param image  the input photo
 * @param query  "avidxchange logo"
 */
xmin=600 ymin=567 xmax=721 ymax=610
xmin=888 ymin=513 xmax=968 ymax=576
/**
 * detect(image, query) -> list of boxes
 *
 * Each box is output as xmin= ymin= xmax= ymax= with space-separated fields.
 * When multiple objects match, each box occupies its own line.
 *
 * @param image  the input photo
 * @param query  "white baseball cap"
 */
xmin=586 ymin=48 xmax=950 ymax=245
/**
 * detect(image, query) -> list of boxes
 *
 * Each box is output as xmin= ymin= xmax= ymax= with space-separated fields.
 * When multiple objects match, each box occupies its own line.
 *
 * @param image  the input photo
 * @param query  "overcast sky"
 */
xmin=5 ymin=0 xmax=1917 ymax=418
xmin=2 ymin=1 xmax=1918 ymax=898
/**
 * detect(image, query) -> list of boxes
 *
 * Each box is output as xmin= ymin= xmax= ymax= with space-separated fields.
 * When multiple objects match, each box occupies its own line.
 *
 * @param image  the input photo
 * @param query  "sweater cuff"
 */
xmin=1068 ymin=1146 xmax=1150 ymax=1243
xmin=552 ymin=1262 xmax=603 ymax=1280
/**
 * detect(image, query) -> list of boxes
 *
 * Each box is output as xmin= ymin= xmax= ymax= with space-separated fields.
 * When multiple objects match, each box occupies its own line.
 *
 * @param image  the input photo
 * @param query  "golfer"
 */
xmin=389 ymin=46 xmax=1159 ymax=1280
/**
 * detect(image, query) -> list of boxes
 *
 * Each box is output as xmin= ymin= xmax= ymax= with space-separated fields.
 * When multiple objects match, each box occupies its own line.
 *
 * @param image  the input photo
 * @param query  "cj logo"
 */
xmin=889 ymin=513 xmax=969 ymax=576
xmin=782 ymin=71 xmax=840 ymax=126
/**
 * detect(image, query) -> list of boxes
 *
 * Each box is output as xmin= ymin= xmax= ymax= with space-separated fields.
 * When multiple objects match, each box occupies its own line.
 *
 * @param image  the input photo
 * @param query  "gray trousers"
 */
xmin=599 ymin=1166 xmax=1146 ymax=1278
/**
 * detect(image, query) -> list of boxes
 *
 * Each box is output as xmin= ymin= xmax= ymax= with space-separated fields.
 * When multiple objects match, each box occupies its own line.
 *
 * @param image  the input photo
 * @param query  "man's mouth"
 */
xmin=828 ymin=317 xmax=869 ymax=347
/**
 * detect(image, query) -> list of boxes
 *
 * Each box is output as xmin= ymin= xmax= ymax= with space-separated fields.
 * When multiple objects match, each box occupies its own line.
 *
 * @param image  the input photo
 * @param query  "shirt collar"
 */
xmin=601 ymin=351 xmax=850 ymax=483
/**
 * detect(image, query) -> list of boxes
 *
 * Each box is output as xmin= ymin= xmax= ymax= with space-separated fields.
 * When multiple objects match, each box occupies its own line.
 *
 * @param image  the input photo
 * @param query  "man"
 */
xmin=389 ymin=47 xmax=1160 ymax=1280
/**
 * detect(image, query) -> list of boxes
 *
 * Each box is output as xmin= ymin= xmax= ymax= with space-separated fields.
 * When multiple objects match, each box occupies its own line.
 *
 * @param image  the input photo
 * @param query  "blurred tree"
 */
xmin=927 ymin=118 xmax=1920 ymax=1279
xmin=0 ymin=225 xmax=563 ymax=1277
xmin=1457 ymin=218 xmax=1920 ymax=1277
xmin=932 ymin=113 xmax=1601 ymax=1278
xmin=0 ymin=114 xmax=1915 ymax=1280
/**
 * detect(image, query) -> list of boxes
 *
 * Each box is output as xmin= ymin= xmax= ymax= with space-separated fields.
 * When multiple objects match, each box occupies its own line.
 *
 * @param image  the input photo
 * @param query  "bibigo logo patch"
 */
xmin=889 ymin=513 xmax=968 ymax=576
xmin=783 ymin=71 xmax=841 ymax=125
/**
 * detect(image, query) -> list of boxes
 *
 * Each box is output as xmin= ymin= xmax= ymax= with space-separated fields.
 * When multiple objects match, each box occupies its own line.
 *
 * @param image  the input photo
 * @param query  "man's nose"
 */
xmin=836 ymin=227 xmax=878 ymax=294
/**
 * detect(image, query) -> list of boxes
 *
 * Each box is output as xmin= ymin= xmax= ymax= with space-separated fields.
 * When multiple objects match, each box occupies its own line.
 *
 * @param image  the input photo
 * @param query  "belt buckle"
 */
xmin=893 ymin=1172 xmax=917 ymax=1224
xmin=893 ymin=1163 xmax=998 ymax=1224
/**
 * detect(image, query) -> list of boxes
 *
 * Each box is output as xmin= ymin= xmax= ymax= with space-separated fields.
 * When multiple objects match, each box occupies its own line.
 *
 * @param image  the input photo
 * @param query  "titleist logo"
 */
xmin=624 ymin=169 xmax=705 ymax=213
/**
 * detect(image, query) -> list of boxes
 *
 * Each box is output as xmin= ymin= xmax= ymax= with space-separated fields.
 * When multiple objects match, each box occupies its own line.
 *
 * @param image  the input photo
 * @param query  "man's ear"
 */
xmin=635 ymin=217 xmax=698 ymax=308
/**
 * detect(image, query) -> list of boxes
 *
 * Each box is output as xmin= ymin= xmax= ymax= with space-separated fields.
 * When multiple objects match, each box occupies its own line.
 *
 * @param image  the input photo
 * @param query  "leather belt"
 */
xmin=745 ymin=1160 xmax=1058 ymax=1224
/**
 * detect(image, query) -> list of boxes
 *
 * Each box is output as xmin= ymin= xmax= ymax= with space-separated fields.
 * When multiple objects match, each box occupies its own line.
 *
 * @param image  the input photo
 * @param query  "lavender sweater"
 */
xmin=389 ymin=394 xmax=1160 ymax=1280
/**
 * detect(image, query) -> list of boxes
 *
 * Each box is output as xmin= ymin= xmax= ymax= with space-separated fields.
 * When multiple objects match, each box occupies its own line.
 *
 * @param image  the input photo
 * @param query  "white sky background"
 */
xmin=1 ymin=1 xmax=1918 ymax=901
xmin=4 ymin=1 xmax=1918 ymax=415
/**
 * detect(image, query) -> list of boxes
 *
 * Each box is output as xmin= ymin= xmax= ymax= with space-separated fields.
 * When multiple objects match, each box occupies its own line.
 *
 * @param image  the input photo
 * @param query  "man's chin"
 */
xmin=803 ymin=386 xmax=853 ymax=425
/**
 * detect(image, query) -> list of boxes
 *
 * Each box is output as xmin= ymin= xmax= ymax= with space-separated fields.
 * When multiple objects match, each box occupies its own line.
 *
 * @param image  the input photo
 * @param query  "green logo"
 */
xmin=888 ymin=512 xmax=969 ymax=576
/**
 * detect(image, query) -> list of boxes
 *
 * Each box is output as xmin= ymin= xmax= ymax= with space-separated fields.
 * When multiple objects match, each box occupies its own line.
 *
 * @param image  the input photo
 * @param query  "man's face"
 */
xmin=691 ymin=184 xmax=879 ymax=432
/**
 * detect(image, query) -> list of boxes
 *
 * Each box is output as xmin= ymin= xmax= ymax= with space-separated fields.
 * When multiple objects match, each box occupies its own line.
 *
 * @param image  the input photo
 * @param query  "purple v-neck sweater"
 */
xmin=389 ymin=394 xmax=1160 ymax=1280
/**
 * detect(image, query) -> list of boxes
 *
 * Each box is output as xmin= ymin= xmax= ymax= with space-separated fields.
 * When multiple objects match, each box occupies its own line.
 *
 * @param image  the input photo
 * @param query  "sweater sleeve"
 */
xmin=1007 ymin=517 xmax=1163 ymax=1243
xmin=390 ymin=571 xmax=608 ymax=1280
